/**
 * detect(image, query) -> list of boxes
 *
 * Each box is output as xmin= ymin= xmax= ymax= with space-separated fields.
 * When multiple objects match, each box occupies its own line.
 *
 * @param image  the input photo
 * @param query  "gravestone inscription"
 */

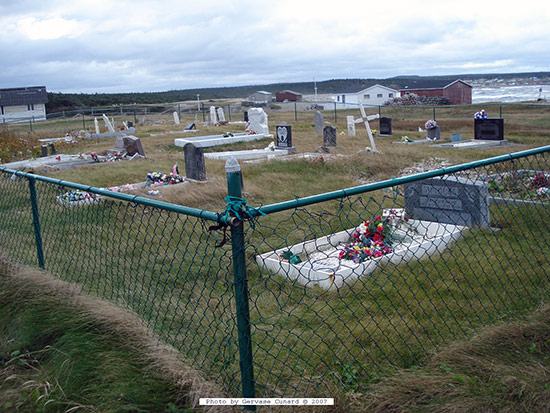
xmin=404 ymin=176 xmax=490 ymax=228
xmin=183 ymin=143 xmax=206 ymax=181
xmin=474 ymin=118 xmax=504 ymax=140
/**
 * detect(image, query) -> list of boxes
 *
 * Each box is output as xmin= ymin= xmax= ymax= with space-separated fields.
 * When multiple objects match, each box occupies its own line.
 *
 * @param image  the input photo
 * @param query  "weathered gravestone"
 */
xmin=379 ymin=117 xmax=392 ymax=136
xmin=427 ymin=126 xmax=441 ymax=140
xmin=184 ymin=123 xmax=196 ymax=131
xmin=209 ymin=106 xmax=218 ymax=125
xmin=247 ymin=108 xmax=269 ymax=134
xmin=122 ymin=136 xmax=145 ymax=156
xmin=346 ymin=116 xmax=356 ymax=136
xmin=314 ymin=111 xmax=324 ymax=135
xmin=173 ymin=111 xmax=180 ymax=125
xmin=183 ymin=143 xmax=206 ymax=181
xmin=102 ymin=114 xmax=115 ymax=133
xmin=323 ymin=125 xmax=337 ymax=147
xmin=404 ymin=176 xmax=490 ymax=228
xmin=474 ymin=118 xmax=504 ymax=140
xmin=276 ymin=125 xmax=292 ymax=148
xmin=244 ymin=111 xmax=248 ymax=122
xmin=216 ymin=107 xmax=227 ymax=124
xmin=94 ymin=118 xmax=100 ymax=135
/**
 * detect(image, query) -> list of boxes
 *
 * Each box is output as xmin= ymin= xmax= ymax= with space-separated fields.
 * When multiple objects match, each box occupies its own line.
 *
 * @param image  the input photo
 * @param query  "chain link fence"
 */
xmin=1 ymin=145 xmax=550 ymax=406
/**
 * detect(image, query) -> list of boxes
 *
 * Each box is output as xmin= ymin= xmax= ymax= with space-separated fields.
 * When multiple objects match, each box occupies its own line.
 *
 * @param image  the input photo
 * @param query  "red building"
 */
xmin=399 ymin=79 xmax=472 ymax=104
xmin=275 ymin=90 xmax=302 ymax=102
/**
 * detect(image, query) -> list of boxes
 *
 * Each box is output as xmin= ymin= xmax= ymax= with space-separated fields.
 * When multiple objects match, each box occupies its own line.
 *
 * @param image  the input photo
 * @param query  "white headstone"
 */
xmin=209 ymin=106 xmax=218 ymax=125
xmin=102 ymin=114 xmax=115 ymax=133
xmin=94 ymin=118 xmax=100 ymax=135
xmin=173 ymin=111 xmax=180 ymax=125
xmin=247 ymin=108 xmax=269 ymax=135
xmin=347 ymin=116 xmax=356 ymax=136
xmin=216 ymin=107 xmax=226 ymax=123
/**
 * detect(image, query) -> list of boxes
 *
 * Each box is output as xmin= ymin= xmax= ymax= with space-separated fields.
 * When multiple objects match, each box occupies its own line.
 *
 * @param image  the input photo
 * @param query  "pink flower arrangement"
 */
xmin=339 ymin=216 xmax=393 ymax=263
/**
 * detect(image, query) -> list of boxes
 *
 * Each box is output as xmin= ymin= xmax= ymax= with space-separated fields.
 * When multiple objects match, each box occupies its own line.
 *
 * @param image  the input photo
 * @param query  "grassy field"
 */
xmin=1 ymin=102 xmax=550 ymax=408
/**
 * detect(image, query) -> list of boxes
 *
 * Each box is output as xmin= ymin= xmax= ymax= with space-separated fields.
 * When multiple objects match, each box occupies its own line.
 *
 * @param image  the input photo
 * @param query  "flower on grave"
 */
xmin=223 ymin=132 xmax=234 ymax=137
xmin=531 ymin=172 xmax=550 ymax=189
xmin=90 ymin=152 xmax=100 ymax=162
xmin=474 ymin=110 xmax=488 ymax=119
xmin=60 ymin=190 xmax=96 ymax=203
xmin=339 ymin=216 xmax=393 ymax=263
xmin=424 ymin=120 xmax=438 ymax=130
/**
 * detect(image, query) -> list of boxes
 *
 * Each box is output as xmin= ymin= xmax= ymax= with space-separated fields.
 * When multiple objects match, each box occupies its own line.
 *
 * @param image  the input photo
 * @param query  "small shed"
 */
xmin=247 ymin=91 xmax=274 ymax=103
xmin=0 ymin=86 xmax=48 ymax=123
xmin=399 ymin=79 xmax=472 ymax=104
xmin=334 ymin=84 xmax=399 ymax=108
xmin=275 ymin=90 xmax=302 ymax=102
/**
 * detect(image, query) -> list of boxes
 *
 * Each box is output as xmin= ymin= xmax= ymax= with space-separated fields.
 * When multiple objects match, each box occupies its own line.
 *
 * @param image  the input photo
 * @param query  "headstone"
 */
xmin=474 ymin=118 xmax=504 ymax=140
xmin=346 ymin=116 xmax=356 ymax=136
xmin=427 ymin=126 xmax=441 ymax=140
xmin=451 ymin=133 xmax=462 ymax=142
xmin=247 ymin=108 xmax=269 ymax=134
xmin=48 ymin=142 xmax=56 ymax=155
xmin=209 ymin=106 xmax=218 ymax=125
xmin=127 ymin=121 xmax=133 ymax=128
xmin=379 ymin=117 xmax=392 ymax=136
xmin=185 ymin=123 xmax=196 ymax=131
xmin=323 ymin=125 xmax=337 ymax=147
xmin=183 ymin=143 xmax=206 ymax=181
xmin=102 ymin=114 xmax=115 ymax=133
xmin=173 ymin=111 xmax=180 ymax=125
xmin=217 ymin=107 xmax=226 ymax=123
xmin=314 ymin=111 xmax=324 ymax=135
xmin=404 ymin=176 xmax=490 ymax=228
xmin=140 ymin=116 xmax=146 ymax=127
xmin=244 ymin=111 xmax=249 ymax=122
xmin=122 ymin=136 xmax=145 ymax=157
xmin=40 ymin=145 xmax=48 ymax=157
xmin=276 ymin=125 xmax=292 ymax=148
xmin=94 ymin=117 xmax=100 ymax=134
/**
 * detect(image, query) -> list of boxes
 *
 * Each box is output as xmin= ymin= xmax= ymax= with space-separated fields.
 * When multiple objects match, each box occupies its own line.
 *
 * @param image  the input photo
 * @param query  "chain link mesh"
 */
xmin=1 ymin=148 xmax=549 ymax=400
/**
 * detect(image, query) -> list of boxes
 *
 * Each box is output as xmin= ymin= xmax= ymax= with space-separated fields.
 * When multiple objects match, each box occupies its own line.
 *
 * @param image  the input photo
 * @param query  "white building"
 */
xmin=333 ymin=84 xmax=399 ymax=108
xmin=0 ymin=86 xmax=48 ymax=124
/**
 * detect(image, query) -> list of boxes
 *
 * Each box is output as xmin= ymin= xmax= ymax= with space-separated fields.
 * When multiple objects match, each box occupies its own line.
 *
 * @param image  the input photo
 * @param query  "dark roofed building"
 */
xmin=399 ymin=79 xmax=472 ymax=104
xmin=0 ymin=86 xmax=48 ymax=123
xmin=275 ymin=90 xmax=302 ymax=102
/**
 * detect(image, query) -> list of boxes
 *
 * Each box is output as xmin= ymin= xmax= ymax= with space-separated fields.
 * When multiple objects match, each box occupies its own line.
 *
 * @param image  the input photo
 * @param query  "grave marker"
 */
xmin=276 ymin=125 xmax=292 ymax=148
xmin=474 ymin=118 xmax=504 ymax=140
xmin=94 ymin=117 xmax=100 ymax=134
xmin=247 ymin=108 xmax=269 ymax=134
xmin=183 ymin=143 xmax=206 ymax=181
xmin=217 ymin=107 xmax=226 ymax=124
xmin=379 ymin=117 xmax=392 ymax=136
xmin=405 ymin=176 xmax=490 ymax=228
xmin=209 ymin=106 xmax=218 ymax=125
xmin=173 ymin=111 xmax=180 ymax=125
xmin=346 ymin=116 xmax=356 ymax=136
xmin=102 ymin=114 xmax=115 ymax=133
xmin=122 ymin=136 xmax=145 ymax=157
xmin=323 ymin=125 xmax=337 ymax=147
xmin=314 ymin=111 xmax=324 ymax=135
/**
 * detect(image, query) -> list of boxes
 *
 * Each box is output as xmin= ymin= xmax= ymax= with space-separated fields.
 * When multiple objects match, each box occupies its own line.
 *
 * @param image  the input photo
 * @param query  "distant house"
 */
xmin=275 ymin=90 xmax=302 ymax=102
xmin=0 ymin=86 xmax=48 ymax=123
xmin=247 ymin=91 xmax=274 ymax=103
xmin=334 ymin=84 xmax=399 ymax=108
xmin=399 ymin=79 xmax=472 ymax=104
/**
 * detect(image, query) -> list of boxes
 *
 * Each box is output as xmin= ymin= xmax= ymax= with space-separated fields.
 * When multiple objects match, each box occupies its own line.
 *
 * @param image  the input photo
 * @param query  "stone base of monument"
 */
xmin=204 ymin=148 xmax=293 ymax=161
xmin=256 ymin=220 xmax=465 ymax=290
xmin=433 ymin=139 xmax=509 ymax=149
xmin=174 ymin=132 xmax=273 ymax=148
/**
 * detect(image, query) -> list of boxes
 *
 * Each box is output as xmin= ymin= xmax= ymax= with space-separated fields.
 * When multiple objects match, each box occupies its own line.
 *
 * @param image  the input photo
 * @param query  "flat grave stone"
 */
xmin=404 ymin=176 xmax=490 ymax=228
xmin=174 ymin=132 xmax=273 ymax=148
xmin=433 ymin=139 xmax=509 ymax=149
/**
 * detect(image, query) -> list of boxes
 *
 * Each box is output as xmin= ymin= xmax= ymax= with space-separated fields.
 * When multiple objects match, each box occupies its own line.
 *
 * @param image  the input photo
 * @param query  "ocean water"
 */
xmin=473 ymin=84 xmax=548 ymax=103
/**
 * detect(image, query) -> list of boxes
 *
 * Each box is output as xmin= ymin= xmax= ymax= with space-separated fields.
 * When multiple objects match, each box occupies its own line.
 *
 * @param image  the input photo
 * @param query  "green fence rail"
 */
xmin=1 ymin=145 xmax=550 ymax=407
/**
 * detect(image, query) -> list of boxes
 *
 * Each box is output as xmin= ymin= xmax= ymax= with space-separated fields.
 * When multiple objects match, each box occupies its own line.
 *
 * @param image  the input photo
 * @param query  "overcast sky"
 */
xmin=1 ymin=0 xmax=548 ymax=94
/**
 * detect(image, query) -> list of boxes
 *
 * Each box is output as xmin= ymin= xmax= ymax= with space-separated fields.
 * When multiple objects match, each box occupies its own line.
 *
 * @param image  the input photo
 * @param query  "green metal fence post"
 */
xmin=433 ymin=106 xmax=436 ymax=121
xmin=334 ymin=102 xmax=337 ymax=123
xmin=294 ymin=102 xmax=297 ymax=121
xmin=228 ymin=104 xmax=231 ymax=121
xmin=225 ymin=158 xmax=256 ymax=410
xmin=28 ymin=177 xmax=45 ymax=269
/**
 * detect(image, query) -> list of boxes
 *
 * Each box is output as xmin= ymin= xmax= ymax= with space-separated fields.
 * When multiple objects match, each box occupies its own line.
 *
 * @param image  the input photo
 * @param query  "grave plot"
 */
xmin=434 ymin=139 xmax=509 ymax=149
xmin=256 ymin=210 xmax=465 ymax=290
xmin=56 ymin=189 xmax=102 ymax=207
xmin=174 ymin=132 xmax=273 ymax=148
xmin=485 ymin=169 xmax=550 ymax=205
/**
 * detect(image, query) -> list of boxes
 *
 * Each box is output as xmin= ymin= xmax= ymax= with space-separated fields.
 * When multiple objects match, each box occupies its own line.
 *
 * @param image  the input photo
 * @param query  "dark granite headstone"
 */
xmin=276 ymin=125 xmax=292 ymax=148
xmin=122 ymin=136 xmax=145 ymax=156
xmin=379 ymin=117 xmax=392 ymax=136
xmin=244 ymin=111 xmax=248 ymax=122
xmin=41 ymin=145 xmax=48 ymax=157
xmin=427 ymin=126 xmax=441 ymax=140
xmin=185 ymin=123 xmax=196 ymax=130
xmin=48 ymin=142 xmax=56 ymax=155
xmin=404 ymin=176 xmax=490 ymax=228
xmin=183 ymin=143 xmax=206 ymax=181
xmin=127 ymin=121 xmax=133 ymax=128
xmin=323 ymin=125 xmax=337 ymax=147
xmin=474 ymin=118 xmax=504 ymax=140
